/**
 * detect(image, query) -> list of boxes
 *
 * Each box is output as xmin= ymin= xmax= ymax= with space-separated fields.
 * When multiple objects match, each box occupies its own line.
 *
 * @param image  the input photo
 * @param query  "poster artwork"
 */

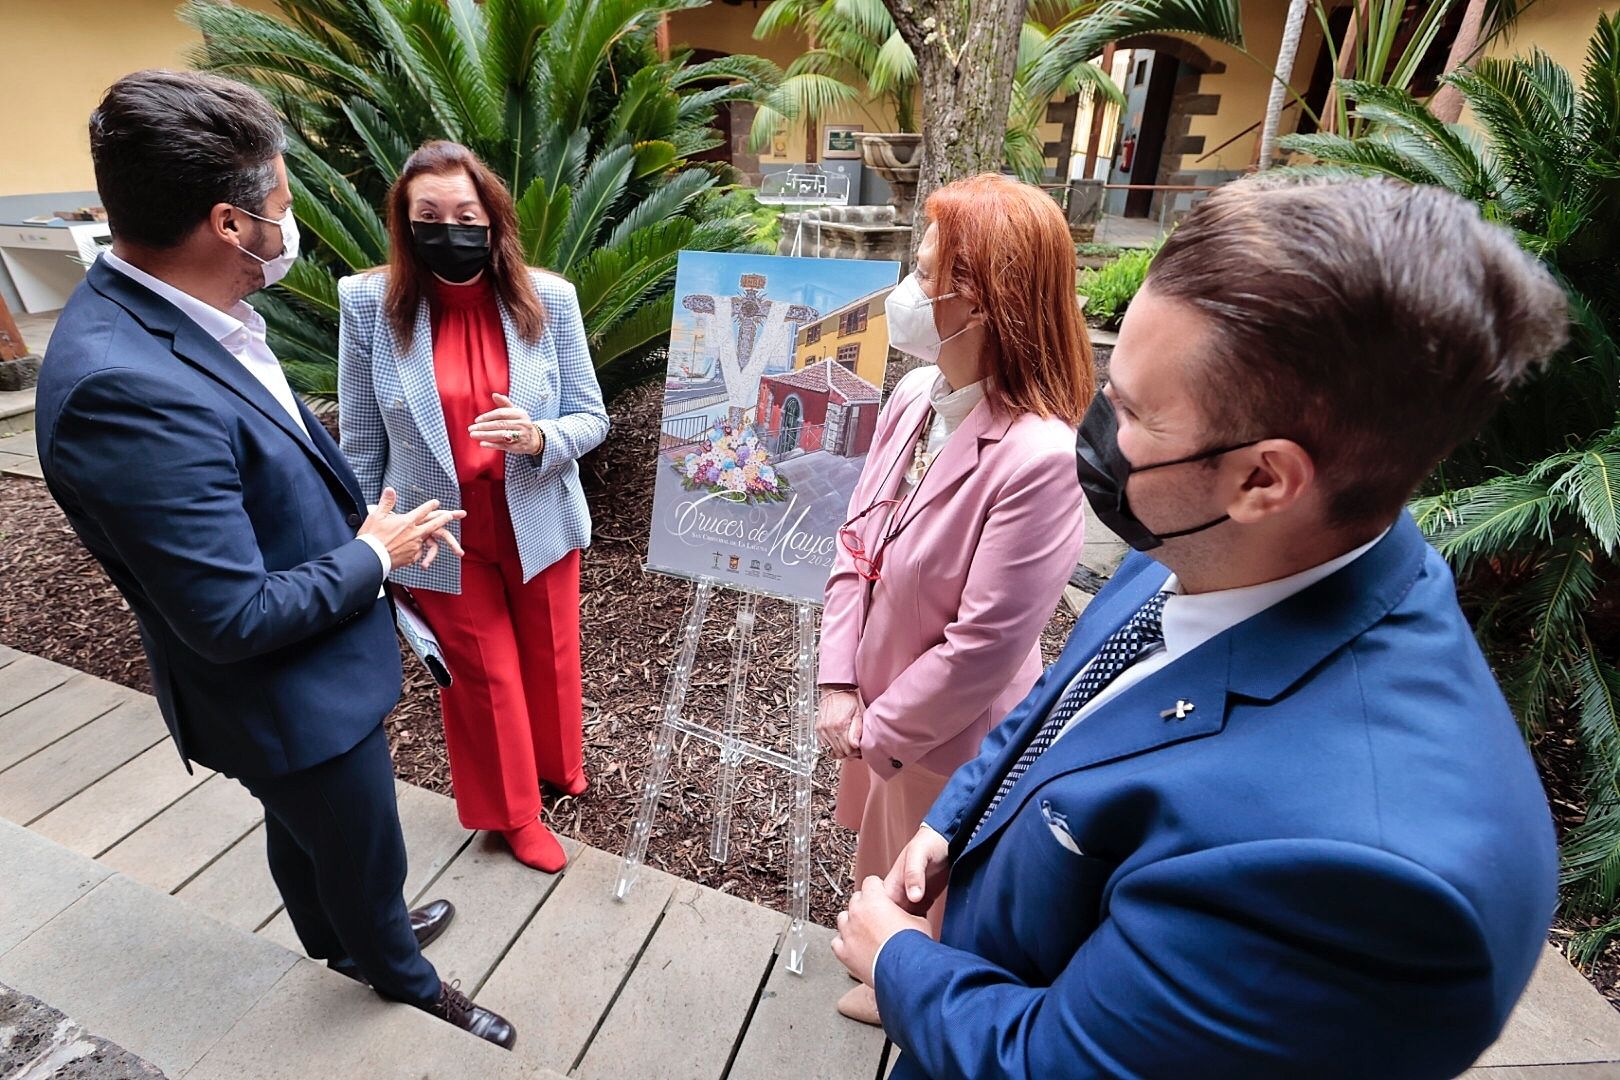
xmin=645 ymin=252 xmax=902 ymax=604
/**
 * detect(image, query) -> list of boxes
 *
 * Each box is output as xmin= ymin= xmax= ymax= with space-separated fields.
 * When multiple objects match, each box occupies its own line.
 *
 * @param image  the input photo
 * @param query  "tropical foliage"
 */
xmin=750 ymin=0 xmax=1246 ymax=182
xmin=1077 ymin=243 xmax=1160 ymax=329
xmin=1284 ymin=17 xmax=1620 ymax=956
xmin=183 ymin=0 xmax=779 ymax=394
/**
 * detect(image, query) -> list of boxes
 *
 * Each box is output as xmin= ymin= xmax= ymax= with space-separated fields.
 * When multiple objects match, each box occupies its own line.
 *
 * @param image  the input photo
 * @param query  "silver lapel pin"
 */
xmin=1160 ymin=700 xmax=1195 ymax=721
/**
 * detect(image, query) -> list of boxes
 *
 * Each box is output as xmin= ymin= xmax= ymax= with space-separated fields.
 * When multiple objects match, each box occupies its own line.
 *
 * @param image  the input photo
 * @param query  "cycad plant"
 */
xmin=748 ymin=0 xmax=1143 ymax=182
xmin=183 ymin=0 xmax=779 ymax=394
xmin=1284 ymin=17 xmax=1620 ymax=958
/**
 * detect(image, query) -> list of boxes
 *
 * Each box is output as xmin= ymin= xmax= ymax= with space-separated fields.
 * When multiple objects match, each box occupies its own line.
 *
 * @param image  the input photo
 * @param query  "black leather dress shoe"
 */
xmin=411 ymin=898 xmax=455 ymax=949
xmin=433 ymin=980 xmax=517 ymax=1050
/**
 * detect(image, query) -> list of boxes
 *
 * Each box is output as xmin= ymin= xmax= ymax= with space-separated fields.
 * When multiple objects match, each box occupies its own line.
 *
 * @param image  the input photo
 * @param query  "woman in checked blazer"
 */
xmin=338 ymin=141 xmax=608 ymax=873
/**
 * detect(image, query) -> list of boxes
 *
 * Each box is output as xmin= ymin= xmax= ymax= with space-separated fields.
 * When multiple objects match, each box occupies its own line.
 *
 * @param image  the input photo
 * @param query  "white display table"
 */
xmin=0 ymin=220 xmax=111 ymax=313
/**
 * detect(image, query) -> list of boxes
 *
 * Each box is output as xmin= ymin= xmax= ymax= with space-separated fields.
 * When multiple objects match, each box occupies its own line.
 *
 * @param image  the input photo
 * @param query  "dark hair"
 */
xmin=1146 ymin=175 xmax=1570 ymax=526
xmin=381 ymin=141 xmax=546 ymax=349
xmin=89 ymin=69 xmax=287 ymax=249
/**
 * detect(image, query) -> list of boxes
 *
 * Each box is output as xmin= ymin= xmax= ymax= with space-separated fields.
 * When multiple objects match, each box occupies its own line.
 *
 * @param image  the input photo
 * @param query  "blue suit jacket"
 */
xmin=34 ymin=258 xmax=401 ymax=779
xmin=878 ymin=515 xmax=1557 ymax=1079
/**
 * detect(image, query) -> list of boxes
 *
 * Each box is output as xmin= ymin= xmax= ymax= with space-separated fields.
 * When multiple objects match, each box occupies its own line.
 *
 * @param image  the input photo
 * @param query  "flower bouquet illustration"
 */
xmin=675 ymin=422 xmax=791 ymax=504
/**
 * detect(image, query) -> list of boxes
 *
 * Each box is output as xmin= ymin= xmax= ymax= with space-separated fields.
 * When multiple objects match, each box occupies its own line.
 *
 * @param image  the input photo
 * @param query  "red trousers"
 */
xmin=412 ymin=481 xmax=584 ymax=831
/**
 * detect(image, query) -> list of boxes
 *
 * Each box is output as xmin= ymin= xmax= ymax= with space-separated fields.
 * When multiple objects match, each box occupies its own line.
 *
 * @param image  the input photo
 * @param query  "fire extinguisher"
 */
xmin=1120 ymin=134 xmax=1137 ymax=174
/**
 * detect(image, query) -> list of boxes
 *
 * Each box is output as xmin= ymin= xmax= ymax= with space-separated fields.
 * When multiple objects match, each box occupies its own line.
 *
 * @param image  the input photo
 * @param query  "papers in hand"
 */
xmin=393 ymin=588 xmax=452 ymax=688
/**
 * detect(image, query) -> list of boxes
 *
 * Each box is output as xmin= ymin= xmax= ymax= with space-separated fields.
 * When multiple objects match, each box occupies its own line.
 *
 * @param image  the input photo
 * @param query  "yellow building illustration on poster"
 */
xmin=792 ymin=286 xmax=891 ymax=388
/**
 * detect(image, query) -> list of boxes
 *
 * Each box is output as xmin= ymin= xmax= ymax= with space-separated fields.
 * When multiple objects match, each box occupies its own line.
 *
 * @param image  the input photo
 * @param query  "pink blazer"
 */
xmin=819 ymin=365 xmax=1086 ymax=783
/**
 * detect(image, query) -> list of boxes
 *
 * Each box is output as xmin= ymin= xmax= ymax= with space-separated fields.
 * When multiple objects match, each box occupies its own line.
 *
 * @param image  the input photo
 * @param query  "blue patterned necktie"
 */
xmin=970 ymin=591 xmax=1171 ymax=841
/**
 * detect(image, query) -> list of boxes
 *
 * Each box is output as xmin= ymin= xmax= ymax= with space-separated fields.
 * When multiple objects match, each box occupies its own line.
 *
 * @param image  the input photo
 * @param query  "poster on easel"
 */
xmin=646 ymin=252 xmax=902 ymax=604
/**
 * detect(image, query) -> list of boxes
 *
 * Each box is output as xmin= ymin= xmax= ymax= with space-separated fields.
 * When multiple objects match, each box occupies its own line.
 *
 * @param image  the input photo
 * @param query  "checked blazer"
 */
xmin=337 ymin=268 xmax=609 ymax=593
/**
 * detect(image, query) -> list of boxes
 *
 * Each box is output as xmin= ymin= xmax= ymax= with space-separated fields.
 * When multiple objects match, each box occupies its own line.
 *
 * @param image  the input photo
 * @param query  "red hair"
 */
xmin=381 ymin=141 xmax=546 ymax=350
xmin=925 ymin=174 xmax=1094 ymax=424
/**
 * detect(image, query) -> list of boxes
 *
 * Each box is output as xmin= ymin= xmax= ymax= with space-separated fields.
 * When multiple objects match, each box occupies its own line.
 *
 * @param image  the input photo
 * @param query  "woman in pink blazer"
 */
xmin=817 ymin=174 xmax=1093 ymax=1025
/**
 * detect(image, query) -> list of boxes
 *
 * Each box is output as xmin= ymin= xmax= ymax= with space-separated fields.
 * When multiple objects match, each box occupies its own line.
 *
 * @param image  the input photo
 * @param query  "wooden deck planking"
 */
xmin=0 ymin=669 xmax=135 ymax=772
xmin=182 ymin=959 xmax=553 ymax=1080
xmin=573 ymin=878 xmax=786 ymax=1080
xmin=0 ymin=652 xmax=76 ymax=717
xmin=0 ymin=697 xmax=167 ymax=824
xmin=30 ymin=740 xmax=210 ymax=858
xmin=99 ymin=774 xmax=265 ymax=894
xmin=415 ymin=830 xmax=580 ymax=995
xmin=728 ymin=921 xmax=889 ymax=1080
xmin=474 ymin=845 xmax=681 ymax=1076
xmin=174 ymin=823 xmax=285 ymax=933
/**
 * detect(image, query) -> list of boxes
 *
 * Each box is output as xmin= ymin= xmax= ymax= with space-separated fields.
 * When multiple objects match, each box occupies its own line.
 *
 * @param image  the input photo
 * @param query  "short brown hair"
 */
xmin=1147 ymin=175 xmax=1569 ymax=525
xmin=91 ymin=70 xmax=286 ymax=249
xmin=382 ymin=141 xmax=546 ymax=350
xmin=927 ymin=175 xmax=1094 ymax=424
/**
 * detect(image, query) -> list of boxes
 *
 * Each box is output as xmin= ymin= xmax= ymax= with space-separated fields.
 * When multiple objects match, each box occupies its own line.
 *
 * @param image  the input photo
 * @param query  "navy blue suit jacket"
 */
xmin=879 ymin=515 xmax=1557 ymax=1079
xmin=35 ymin=258 xmax=401 ymax=778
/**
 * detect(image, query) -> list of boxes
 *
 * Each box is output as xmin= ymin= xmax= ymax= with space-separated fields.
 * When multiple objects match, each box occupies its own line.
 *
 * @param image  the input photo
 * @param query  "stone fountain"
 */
xmin=775 ymin=204 xmax=913 ymax=270
xmin=859 ymin=133 xmax=923 ymax=225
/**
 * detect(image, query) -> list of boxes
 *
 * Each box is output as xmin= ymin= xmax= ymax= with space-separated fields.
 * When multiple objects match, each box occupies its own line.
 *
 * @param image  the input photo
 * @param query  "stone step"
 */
xmin=0 ymin=818 xmax=543 ymax=1079
xmin=0 ymin=387 xmax=34 ymax=436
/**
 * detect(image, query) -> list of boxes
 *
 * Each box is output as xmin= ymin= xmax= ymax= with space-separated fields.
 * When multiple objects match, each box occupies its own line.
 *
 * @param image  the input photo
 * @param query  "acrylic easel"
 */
xmin=614 ymin=577 xmax=819 ymax=975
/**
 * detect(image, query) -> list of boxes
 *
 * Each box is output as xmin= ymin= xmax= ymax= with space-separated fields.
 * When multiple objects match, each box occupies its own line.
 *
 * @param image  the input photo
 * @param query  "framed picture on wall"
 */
xmin=771 ymin=123 xmax=790 ymax=157
xmin=823 ymin=124 xmax=864 ymax=160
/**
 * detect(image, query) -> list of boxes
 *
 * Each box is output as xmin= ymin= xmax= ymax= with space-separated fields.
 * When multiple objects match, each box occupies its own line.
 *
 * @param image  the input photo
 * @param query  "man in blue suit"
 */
xmin=831 ymin=177 xmax=1569 ymax=1078
xmin=35 ymin=70 xmax=514 ymax=1048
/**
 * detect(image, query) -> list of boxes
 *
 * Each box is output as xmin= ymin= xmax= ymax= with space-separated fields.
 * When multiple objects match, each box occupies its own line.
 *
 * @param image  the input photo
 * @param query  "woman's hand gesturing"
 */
xmin=468 ymin=392 xmax=545 ymax=456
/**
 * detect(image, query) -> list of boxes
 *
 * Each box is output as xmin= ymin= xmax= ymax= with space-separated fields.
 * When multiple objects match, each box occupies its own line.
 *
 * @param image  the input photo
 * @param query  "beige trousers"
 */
xmin=834 ymin=757 xmax=951 ymax=936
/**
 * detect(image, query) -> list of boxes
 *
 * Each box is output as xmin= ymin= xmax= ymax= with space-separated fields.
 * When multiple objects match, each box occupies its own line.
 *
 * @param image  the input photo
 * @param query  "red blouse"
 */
xmin=429 ymin=275 xmax=510 ymax=486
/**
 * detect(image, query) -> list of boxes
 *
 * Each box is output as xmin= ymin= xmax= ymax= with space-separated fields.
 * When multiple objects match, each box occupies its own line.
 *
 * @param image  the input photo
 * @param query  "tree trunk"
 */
xmin=1259 ymin=0 xmax=1310 ymax=170
xmin=1321 ymin=2 xmax=1365 ymax=135
xmin=885 ymin=0 xmax=1029 ymax=254
xmin=1429 ymin=0 xmax=1487 ymax=124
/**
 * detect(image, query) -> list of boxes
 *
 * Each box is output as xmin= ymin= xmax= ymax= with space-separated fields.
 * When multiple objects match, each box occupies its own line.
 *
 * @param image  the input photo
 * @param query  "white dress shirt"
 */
xmin=1054 ymin=528 xmax=1389 ymax=740
xmin=102 ymin=252 xmax=391 ymax=582
xmin=900 ymin=371 xmax=986 ymax=494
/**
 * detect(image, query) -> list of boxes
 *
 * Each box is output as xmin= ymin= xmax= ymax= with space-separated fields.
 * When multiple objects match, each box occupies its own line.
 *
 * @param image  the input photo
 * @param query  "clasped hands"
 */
xmin=831 ymin=825 xmax=950 ymax=988
xmin=816 ymin=688 xmax=863 ymax=759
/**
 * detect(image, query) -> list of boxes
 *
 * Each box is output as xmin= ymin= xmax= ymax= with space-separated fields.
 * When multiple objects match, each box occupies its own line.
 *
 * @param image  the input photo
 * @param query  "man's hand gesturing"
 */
xmin=358 ymin=487 xmax=467 ymax=570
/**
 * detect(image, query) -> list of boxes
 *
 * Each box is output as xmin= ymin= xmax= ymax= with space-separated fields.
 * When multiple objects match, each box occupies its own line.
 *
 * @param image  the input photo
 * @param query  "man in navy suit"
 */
xmin=35 ymin=70 xmax=514 ymax=1048
xmin=831 ymin=177 xmax=1570 ymax=1078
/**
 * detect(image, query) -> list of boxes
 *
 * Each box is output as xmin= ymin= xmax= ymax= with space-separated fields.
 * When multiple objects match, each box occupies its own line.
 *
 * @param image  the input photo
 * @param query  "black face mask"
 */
xmin=411 ymin=221 xmax=491 ymax=283
xmin=1075 ymin=390 xmax=1259 ymax=551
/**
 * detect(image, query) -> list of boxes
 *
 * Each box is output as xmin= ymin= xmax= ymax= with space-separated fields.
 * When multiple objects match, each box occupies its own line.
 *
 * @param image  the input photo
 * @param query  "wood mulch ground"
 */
xmin=4 ymin=357 xmax=1617 ymax=1009
xmin=0 ymin=376 xmax=1072 ymax=933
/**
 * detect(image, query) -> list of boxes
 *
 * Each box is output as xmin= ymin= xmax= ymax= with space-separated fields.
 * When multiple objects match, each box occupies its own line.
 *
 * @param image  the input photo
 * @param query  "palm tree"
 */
xmin=749 ymin=0 xmax=1129 ymax=183
xmin=1258 ymin=0 xmax=1310 ymax=168
xmin=183 ymin=0 xmax=779 ymax=394
xmin=1284 ymin=17 xmax=1620 ymax=959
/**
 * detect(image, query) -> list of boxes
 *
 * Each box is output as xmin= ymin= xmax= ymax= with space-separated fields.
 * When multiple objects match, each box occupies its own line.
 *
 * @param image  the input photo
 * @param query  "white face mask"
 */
xmin=885 ymin=272 xmax=969 ymax=363
xmin=233 ymin=204 xmax=299 ymax=289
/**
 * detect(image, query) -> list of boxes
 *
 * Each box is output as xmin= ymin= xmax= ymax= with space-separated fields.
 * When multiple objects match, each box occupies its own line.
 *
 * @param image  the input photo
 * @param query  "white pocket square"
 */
xmin=1040 ymin=799 xmax=1084 ymax=855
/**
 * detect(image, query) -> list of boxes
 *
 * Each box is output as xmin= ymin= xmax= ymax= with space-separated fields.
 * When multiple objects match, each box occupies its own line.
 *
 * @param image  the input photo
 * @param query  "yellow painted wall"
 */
xmin=0 ymin=0 xmax=278 ymax=197
xmin=1478 ymin=0 xmax=1605 ymax=75
xmin=1181 ymin=0 xmax=1326 ymax=176
xmin=794 ymin=292 xmax=888 ymax=387
xmin=667 ymin=6 xmax=904 ymax=166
